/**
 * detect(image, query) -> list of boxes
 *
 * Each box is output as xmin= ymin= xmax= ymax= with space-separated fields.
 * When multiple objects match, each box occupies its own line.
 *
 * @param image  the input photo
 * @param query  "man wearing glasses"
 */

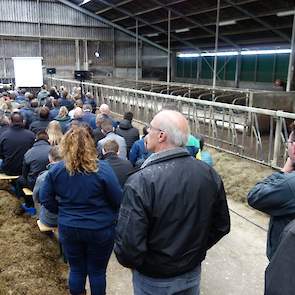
xmin=248 ymin=122 xmax=295 ymax=260
xmin=115 ymin=110 xmax=230 ymax=295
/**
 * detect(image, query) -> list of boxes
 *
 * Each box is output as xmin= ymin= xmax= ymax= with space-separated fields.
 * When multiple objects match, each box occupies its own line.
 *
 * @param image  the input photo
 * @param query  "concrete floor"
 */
xmin=87 ymin=115 xmax=269 ymax=294
xmin=93 ymin=199 xmax=269 ymax=295
xmin=90 ymin=115 xmax=270 ymax=294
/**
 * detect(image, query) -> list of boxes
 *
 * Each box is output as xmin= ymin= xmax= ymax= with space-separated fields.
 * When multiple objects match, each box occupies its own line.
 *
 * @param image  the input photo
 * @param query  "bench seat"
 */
xmin=37 ymin=220 xmax=57 ymax=232
xmin=22 ymin=188 xmax=33 ymax=196
xmin=0 ymin=173 xmax=19 ymax=180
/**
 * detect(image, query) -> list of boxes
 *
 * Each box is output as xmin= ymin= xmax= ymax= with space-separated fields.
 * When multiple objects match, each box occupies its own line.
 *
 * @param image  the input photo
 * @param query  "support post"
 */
xmin=213 ymin=0 xmax=221 ymax=89
xmin=83 ymin=39 xmax=88 ymax=71
xmin=171 ymin=51 xmax=176 ymax=82
xmin=197 ymin=57 xmax=202 ymax=83
xmin=112 ymin=28 xmax=116 ymax=71
xmin=287 ymin=14 xmax=295 ymax=92
xmin=272 ymin=116 xmax=282 ymax=166
xmin=37 ymin=0 xmax=42 ymax=56
xmin=75 ymin=40 xmax=80 ymax=70
xmin=235 ymin=53 xmax=241 ymax=88
xmin=2 ymin=39 xmax=6 ymax=78
xmin=167 ymin=9 xmax=171 ymax=85
xmin=136 ymin=19 xmax=139 ymax=82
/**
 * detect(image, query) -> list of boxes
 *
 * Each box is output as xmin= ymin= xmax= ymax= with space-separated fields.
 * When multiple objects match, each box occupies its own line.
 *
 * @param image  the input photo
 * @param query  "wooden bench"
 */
xmin=0 ymin=173 xmax=19 ymax=180
xmin=36 ymin=220 xmax=66 ymax=262
xmin=0 ymin=173 xmax=19 ymax=193
xmin=22 ymin=188 xmax=33 ymax=196
xmin=37 ymin=219 xmax=57 ymax=232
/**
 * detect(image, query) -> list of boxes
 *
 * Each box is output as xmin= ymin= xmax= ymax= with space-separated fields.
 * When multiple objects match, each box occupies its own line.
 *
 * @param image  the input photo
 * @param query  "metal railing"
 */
xmin=49 ymin=77 xmax=295 ymax=169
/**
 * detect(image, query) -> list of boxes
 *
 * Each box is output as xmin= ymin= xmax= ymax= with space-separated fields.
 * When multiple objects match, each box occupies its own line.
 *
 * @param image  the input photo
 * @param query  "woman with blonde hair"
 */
xmin=54 ymin=105 xmax=71 ymax=133
xmin=46 ymin=121 xmax=63 ymax=146
xmin=40 ymin=126 xmax=122 ymax=295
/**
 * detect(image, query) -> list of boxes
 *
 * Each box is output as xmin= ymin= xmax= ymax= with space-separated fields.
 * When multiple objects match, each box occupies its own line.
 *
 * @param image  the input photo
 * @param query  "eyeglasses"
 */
xmin=146 ymin=124 xmax=165 ymax=133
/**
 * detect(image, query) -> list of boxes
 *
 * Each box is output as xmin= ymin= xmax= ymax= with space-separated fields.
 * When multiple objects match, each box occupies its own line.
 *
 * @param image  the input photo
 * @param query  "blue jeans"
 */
xmin=59 ymin=224 xmax=114 ymax=295
xmin=133 ymin=265 xmax=201 ymax=295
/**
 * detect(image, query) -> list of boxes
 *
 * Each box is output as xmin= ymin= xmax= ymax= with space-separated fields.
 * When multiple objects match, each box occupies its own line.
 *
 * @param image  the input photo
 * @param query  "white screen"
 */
xmin=12 ymin=57 xmax=43 ymax=87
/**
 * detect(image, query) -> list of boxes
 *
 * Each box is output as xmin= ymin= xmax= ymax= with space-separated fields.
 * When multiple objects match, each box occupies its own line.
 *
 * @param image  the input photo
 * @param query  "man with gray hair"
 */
xmin=115 ymin=110 xmax=230 ymax=295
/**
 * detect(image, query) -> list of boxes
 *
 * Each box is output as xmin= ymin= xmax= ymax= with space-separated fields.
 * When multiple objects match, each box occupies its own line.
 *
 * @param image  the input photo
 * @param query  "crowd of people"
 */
xmin=0 ymin=83 xmax=292 ymax=295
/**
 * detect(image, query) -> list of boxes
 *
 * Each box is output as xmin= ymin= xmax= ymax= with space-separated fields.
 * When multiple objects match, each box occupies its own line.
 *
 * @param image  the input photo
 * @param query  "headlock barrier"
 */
xmin=49 ymin=77 xmax=295 ymax=169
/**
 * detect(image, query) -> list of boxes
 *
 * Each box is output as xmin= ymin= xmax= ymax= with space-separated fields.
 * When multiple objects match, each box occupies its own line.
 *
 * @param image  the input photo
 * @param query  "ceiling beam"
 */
xmin=95 ymin=0 xmax=135 ymax=15
xmin=224 ymin=0 xmax=290 ymax=42
xmin=145 ymin=10 xmax=292 ymax=36
xmin=171 ymin=37 xmax=288 ymax=50
xmin=111 ymin=0 xmax=188 ymax=23
xmin=56 ymin=0 xmax=168 ymax=52
xmin=127 ymin=0 xmax=259 ymax=30
xmin=169 ymin=24 xmax=292 ymax=42
xmin=112 ymin=7 xmax=164 ymax=22
xmin=149 ymin=0 xmax=239 ymax=49
xmin=95 ymin=0 xmax=204 ymax=52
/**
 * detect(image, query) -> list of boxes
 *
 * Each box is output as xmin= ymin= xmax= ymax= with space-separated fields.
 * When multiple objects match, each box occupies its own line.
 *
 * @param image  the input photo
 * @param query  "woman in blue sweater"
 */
xmin=40 ymin=126 xmax=122 ymax=295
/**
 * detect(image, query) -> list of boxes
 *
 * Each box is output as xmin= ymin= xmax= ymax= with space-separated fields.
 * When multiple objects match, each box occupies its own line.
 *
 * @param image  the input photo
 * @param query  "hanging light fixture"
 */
xmin=94 ymin=41 xmax=100 ymax=59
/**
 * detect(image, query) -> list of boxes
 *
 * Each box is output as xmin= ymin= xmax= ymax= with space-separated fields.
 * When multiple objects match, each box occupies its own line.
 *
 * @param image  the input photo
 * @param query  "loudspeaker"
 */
xmin=74 ymin=70 xmax=91 ymax=81
xmin=46 ymin=68 xmax=56 ymax=75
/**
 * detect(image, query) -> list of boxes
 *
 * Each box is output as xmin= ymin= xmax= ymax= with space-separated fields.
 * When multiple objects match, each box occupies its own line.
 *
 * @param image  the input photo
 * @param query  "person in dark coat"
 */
xmin=115 ymin=110 xmax=230 ymax=295
xmin=58 ymin=89 xmax=74 ymax=111
xmin=15 ymin=88 xmax=27 ymax=103
xmin=29 ymin=107 xmax=51 ymax=134
xmin=49 ymin=98 xmax=60 ymax=120
xmin=248 ymin=122 xmax=295 ymax=260
xmin=37 ymin=84 xmax=49 ymax=106
xmin=82 ymin=104 xmax=96 ymax=129
xmin=116 ymin=111 xmax=139 ymax=157
xmin=84 ymin=92 xmax=97 ymax=113
xmin=102 ymin=140 xmax=134 ymax=187
xmin=20 ymin=101 xmax=36 ymax=129
xmin=49 ymin=87 xmax=60 ymax=100
xmin=16 ymin=130 xmax=51 ymax=208
xmin=0 ymin=113 xmax=9 ymax=137
xmin=92 ymin=114 xmax=105 ymax=145
xmin=21 ymin=131 xmax=51 ymax=188
xmin=264 ymin=219 xmax=295 ymax=295
xmin=0 ymin=112 xmax=35 ymax=176
xmin=54 ymin=106 xmax=71 ymax=133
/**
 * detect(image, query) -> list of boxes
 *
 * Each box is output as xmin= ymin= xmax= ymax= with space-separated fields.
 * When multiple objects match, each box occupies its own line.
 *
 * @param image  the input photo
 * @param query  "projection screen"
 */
xmin=12 ymin=57 xmax=43 ymax=87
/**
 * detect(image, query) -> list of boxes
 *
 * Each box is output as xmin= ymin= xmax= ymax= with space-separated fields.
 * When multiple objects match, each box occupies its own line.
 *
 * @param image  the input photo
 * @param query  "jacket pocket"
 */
xmin=115 ymin=207 xmax=130 ymax=240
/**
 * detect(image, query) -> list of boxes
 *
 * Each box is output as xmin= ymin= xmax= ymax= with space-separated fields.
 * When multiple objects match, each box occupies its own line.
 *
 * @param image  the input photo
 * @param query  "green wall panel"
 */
xmin=191 ymin=58 xmax=197 ymax=78
xmin=201 ymin=57 xmax=213 ymax=79
xmin=217 ymin=56 xmax=225 ymax=80
xmin=183 ymin=59 xmax=191 ymax=78
xmin=275 ymin=54 xmax=289 ymax=81
xmin=175 ymin=54 xmax=290 ymax=84
xmin=240 ymin=55 xmax=256 ymax=81
xmin=257 ymin=55 xmax=274 ymax=82
xmin=225 ymin=56 xmax=236 ymax=81
xmin=176 ymin=57 xmax=183 ymax=77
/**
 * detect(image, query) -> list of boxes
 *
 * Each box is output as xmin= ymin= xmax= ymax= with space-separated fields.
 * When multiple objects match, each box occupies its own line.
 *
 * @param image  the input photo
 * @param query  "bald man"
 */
xmin=115 ymin=110 xmax=230 ymax=295
xmin=99 ymin=103 xmax=118 ymax=128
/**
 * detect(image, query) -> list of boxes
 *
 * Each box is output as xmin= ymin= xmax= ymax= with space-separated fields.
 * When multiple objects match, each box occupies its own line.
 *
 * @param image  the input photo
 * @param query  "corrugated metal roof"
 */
xmin=67 ymin=0 xmax=295 ymax=51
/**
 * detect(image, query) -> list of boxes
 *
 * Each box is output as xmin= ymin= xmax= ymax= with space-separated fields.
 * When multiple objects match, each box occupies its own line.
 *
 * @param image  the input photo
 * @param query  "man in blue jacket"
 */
xmin=248 ymin=122 xmax=295 ymax=260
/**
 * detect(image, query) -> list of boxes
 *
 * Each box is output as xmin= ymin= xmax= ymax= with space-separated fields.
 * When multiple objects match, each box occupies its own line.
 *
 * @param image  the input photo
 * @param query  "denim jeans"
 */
xmin=58 ymin=224 xmax=114 ymax=295
xmin=133 ymin=265 xmax=201 ymax=295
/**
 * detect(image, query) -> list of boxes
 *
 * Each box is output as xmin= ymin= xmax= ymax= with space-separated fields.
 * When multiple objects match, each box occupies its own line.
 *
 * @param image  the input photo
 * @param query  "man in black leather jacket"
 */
xmin=116 ymin=111 xmax=139 ymax=157
xmin=114 ymin=110 xmax=230 ymax=295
